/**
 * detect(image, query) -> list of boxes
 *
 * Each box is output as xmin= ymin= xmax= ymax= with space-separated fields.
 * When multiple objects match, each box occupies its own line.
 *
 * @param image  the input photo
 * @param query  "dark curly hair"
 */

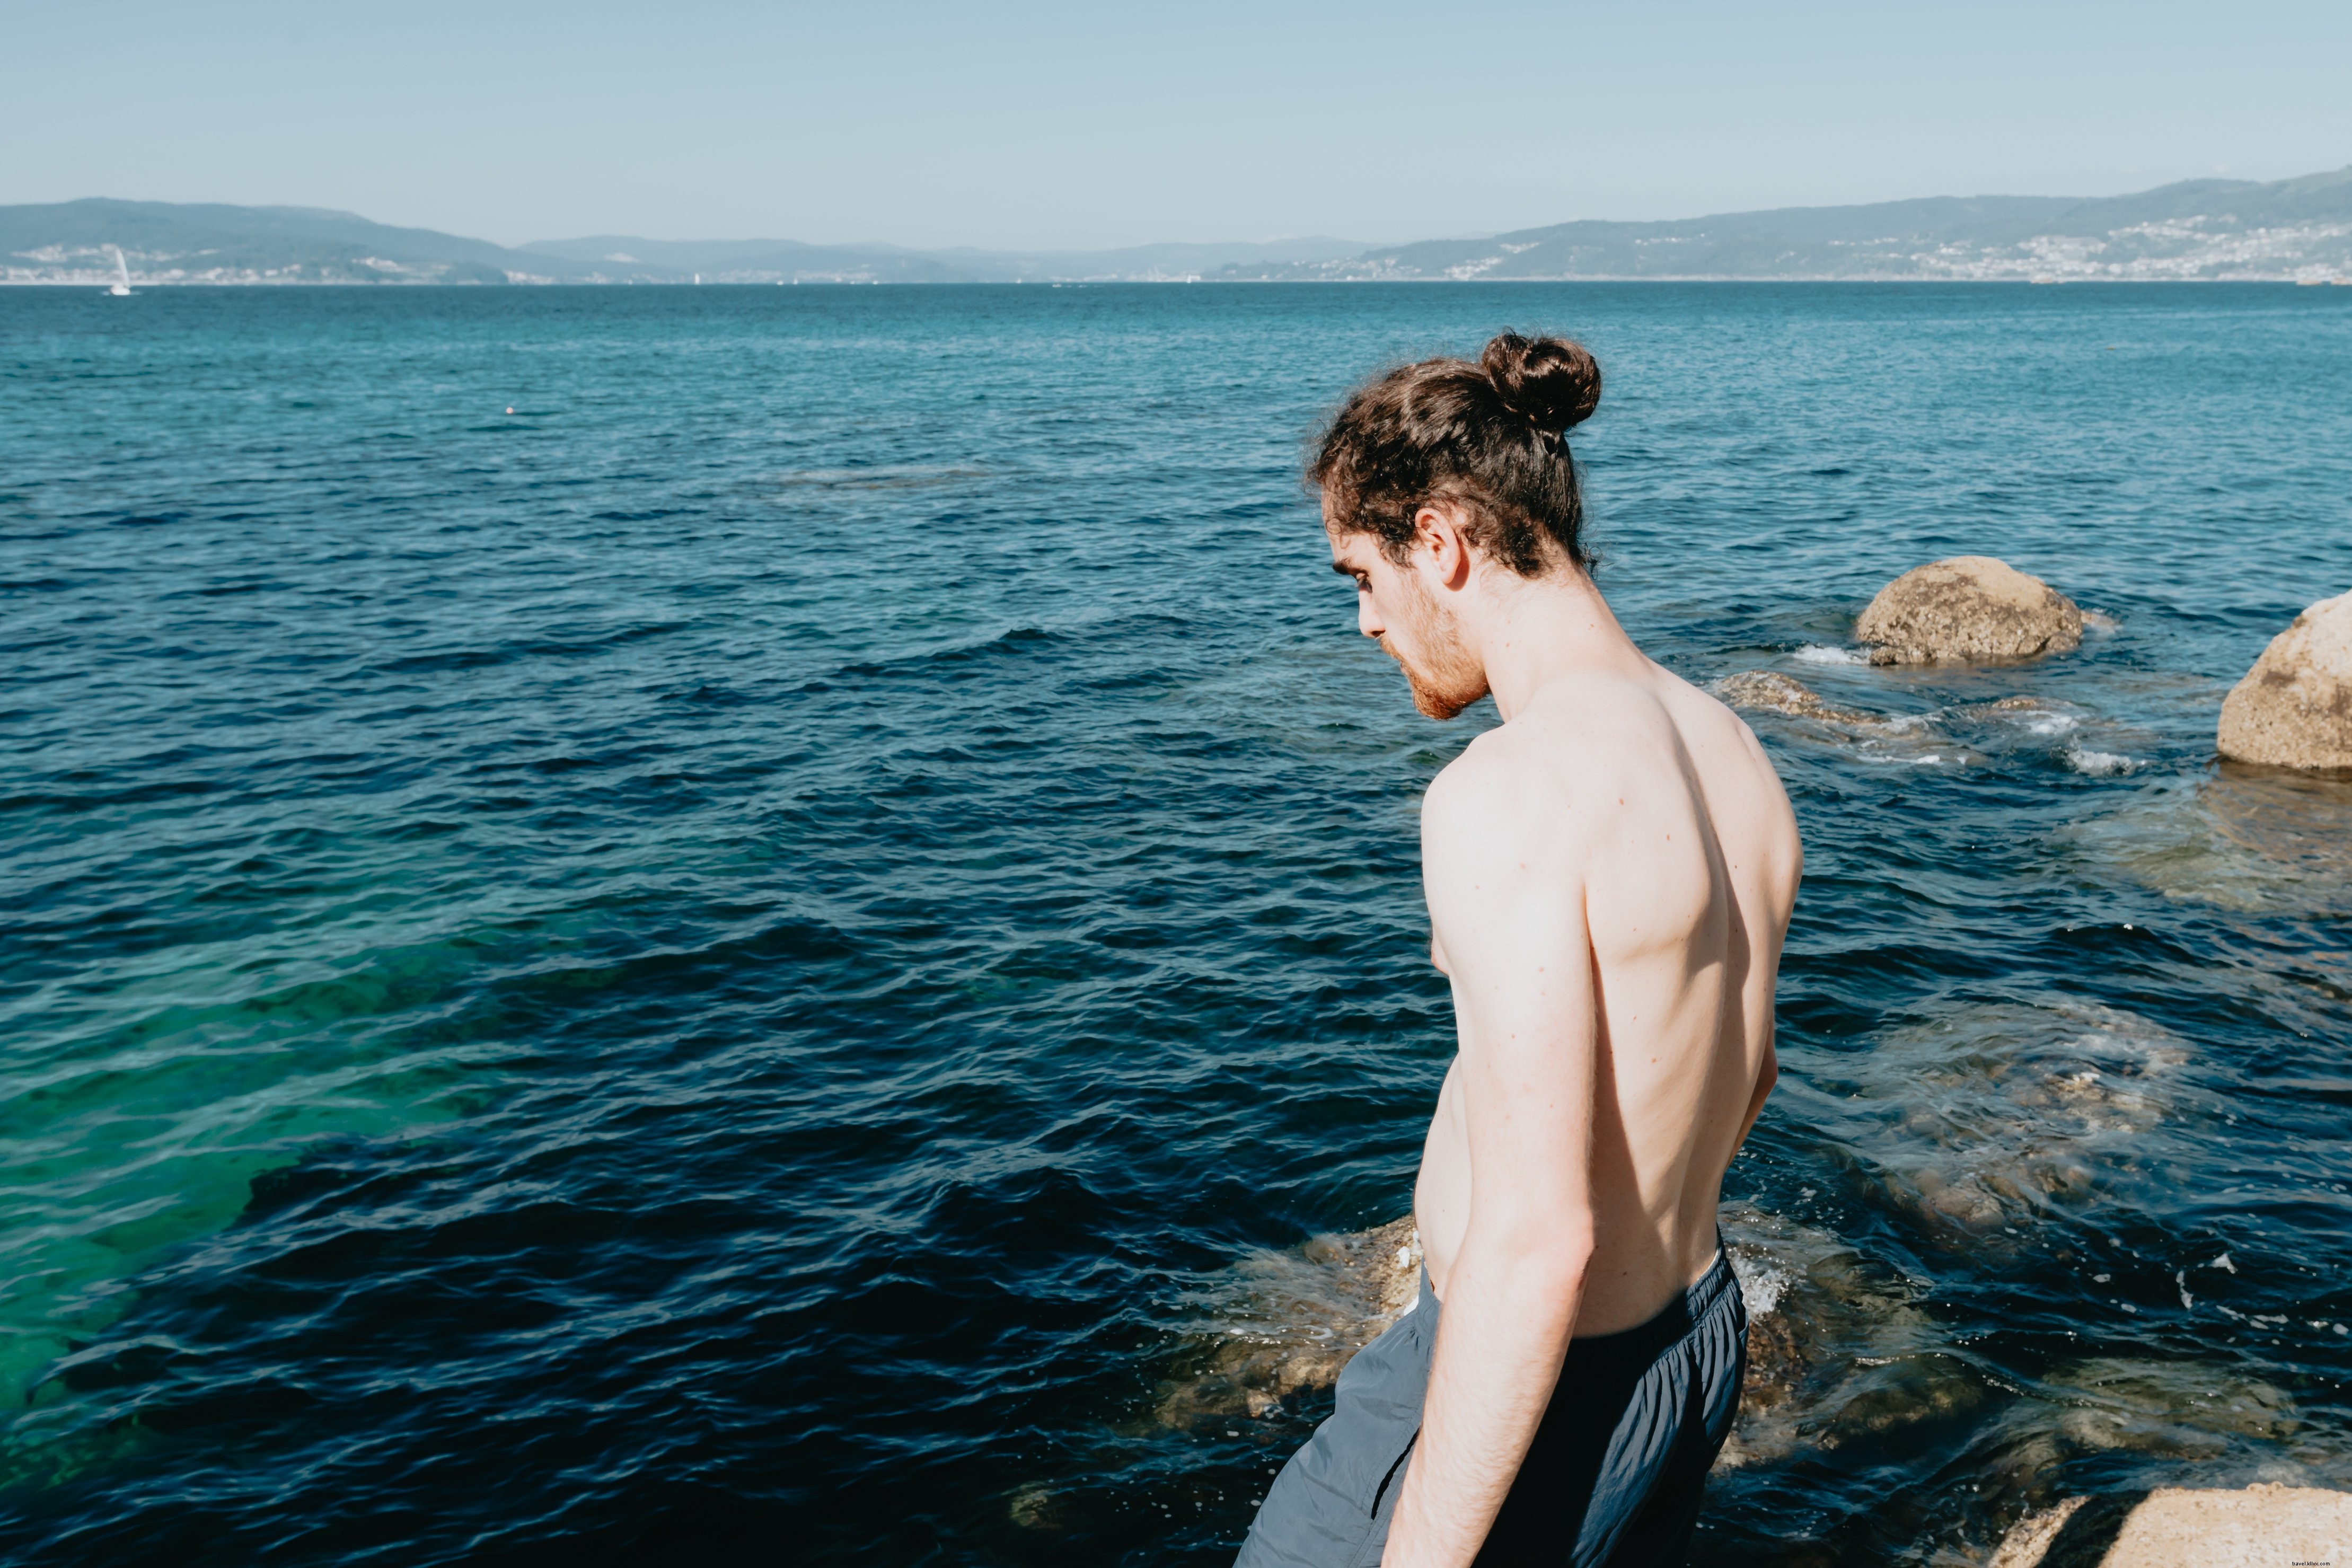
xmin=1310 ymin=331 xmax=1602 ymax=577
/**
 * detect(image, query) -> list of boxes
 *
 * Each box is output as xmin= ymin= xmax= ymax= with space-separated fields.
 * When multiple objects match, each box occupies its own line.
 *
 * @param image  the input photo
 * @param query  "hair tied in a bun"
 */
xmin=1311 ymin=328 xmax=1604 ymax=577
xmin=1479 ymin=332 xmax=1602 ymax=435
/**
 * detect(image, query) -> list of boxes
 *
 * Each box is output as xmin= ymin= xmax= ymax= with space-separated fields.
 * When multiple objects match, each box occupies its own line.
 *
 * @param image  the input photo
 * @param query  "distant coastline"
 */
xmin=6 ymin=164 xmax=2350 ymax=286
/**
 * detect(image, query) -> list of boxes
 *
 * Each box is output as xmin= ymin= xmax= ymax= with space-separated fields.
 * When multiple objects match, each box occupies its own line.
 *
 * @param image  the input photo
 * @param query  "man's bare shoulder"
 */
xmin=1422 ymin=666 xmax=1799 ymax=895
xmin=1431 ymin=668 xmax=1685 ymax=804
xmin=1420 ymin=730 xmax=1554 ymax=867
xmin=1417 ymin=729 xmax=1598 ymax=976
xmin=1418 ymin=677 xmax=1659 ymax=871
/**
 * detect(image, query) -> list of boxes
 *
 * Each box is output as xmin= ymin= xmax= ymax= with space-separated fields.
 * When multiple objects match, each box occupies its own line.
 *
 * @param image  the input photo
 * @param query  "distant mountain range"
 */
xmin=0 ymin=203 xmax=1367 ymax=286
xmin=516 ymin=234 xmax=1371 ymax=282
xmin=6 ymin=167 xmax=2350 ymax=286
xmin=1214 ymin=166 xmax=2352 ymax=283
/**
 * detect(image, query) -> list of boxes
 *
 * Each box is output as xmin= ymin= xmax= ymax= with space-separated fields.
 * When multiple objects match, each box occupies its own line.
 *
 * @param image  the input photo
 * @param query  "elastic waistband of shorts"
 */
xmin=1561 ymin=1241 xmax=1742 ymax=1368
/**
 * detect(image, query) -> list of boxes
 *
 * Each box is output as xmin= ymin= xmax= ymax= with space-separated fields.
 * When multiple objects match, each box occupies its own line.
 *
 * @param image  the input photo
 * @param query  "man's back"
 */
xmin=1413 ymin=659 xmax=1800 ymax=1332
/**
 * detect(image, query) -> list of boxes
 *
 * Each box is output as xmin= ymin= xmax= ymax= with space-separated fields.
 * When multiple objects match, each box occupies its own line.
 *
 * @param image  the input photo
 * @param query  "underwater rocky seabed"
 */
xmin=1 ymin=283 xmax=2349 ymax=1565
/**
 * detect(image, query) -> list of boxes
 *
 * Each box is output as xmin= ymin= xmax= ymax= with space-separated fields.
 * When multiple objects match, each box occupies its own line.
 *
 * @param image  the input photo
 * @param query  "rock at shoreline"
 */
xmin=1716 ymin=671 xmax=1878 ymax=725
xmin=2216 ymin=591 xmax=2352 ymax=770
xmin=1992 ymin=1484 xmax=2352 ymax=1567
xmin=1856 ymin=557 xmax=2083 ymax=665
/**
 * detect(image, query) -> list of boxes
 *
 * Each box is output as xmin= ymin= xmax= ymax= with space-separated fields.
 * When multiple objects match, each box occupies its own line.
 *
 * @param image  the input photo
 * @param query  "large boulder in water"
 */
xmin=1855 ymin=557 xmax=2083 ymax=665
xmin=2216 ymin=591 xmax=2352 ymax=771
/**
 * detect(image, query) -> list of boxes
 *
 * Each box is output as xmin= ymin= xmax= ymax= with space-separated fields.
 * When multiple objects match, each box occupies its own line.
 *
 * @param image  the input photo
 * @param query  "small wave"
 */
xmin=1849 ymin=747 xmax=1962 ymax=768
xmin=2068 ymin=746 xmax=2137 ymax=776
xmin=1975 ymin=696 xmax=2086 ymax=736
xmin=1792 ymin=644 xmax=1867 ymax=666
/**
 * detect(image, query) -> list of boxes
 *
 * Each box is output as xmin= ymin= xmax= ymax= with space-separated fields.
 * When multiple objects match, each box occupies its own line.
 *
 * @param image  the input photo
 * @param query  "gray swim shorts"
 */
xmin=1234 ymin=1247 xmax=1747 ymax=1568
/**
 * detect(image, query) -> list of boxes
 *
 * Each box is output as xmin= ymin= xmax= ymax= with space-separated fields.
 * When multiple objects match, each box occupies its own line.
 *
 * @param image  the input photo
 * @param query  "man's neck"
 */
xmin=1461 ymin=568 xmax=1646 ymax=723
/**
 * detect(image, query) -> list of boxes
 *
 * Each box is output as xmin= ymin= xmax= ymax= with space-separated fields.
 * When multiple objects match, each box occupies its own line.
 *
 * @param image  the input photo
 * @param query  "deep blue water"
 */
xmin=3 ymin=282 xmax=2350 ymax=1566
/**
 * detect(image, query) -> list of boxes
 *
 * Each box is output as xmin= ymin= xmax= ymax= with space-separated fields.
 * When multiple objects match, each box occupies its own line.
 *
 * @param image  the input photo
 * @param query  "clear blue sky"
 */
xmin=7 ymin=0 xmax=2349 ymax=250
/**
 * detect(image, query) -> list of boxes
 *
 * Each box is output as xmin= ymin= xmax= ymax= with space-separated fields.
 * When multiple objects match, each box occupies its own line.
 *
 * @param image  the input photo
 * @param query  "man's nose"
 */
xmin=1356 ymin=594 xmax=1383 ymax=638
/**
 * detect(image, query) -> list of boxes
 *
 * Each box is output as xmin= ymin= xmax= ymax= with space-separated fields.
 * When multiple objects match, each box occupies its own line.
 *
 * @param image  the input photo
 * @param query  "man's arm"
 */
xmin=1725 ymin=716 xmax=1796 ymax=1161
xmin=1383 ymin=756 xmax=1598 ymax=1568
xmin=1733 ymin=1037 xmax=1777 ymax=1156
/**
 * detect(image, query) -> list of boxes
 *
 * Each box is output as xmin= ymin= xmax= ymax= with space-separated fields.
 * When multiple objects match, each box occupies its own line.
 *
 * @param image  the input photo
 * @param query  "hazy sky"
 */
xmin=8 ymin=0 xmax=2349 ymax=250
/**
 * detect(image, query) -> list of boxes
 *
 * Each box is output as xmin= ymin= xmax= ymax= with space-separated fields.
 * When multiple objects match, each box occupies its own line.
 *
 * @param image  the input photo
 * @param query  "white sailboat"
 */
xmin=108 ymin=248 xmax=133 ymax=296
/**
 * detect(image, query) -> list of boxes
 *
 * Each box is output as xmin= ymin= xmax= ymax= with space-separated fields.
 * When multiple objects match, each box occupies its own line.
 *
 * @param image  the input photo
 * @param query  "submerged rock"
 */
xmin=2045 ymin=1357 xmax=2298 ymax=1456
xmin=2059 ymin=770 xmax=2352 ymax=915
xmin=2216 ymin=591 xmax=2352 ymax=770
xmin=1006 ymin=1486 xmax=1065 ymax=1531
xmin=1153 ymin=1218 xmax=1421 ymax=1428
xmin=1992 ymin=1484 xmax=2352 ymax=1567
xmin=1715 ymin=1203 xmax=1961 ymax=1467
xmin=1846 ymin=999 xmax=2190 ymax=1244
xmin=1715 ymin=671 xmax=1878 ymax=724
xmin=1856 ymin=557 xmax=2084 ymax=665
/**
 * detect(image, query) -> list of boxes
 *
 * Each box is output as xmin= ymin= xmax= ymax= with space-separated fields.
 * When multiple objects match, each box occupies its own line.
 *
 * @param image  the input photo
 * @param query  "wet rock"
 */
xmin=1715 ymin=1204 xmax=1957 ymax=1467
xmin=1006 ymin=1486 xmax=1064 ymax=1531
xmin=1992 ymin=1483 xmax=2351 ymax=1567
xmin=1153 ymin=1218 xmax=1421 ymax=1428
xmin=1300 ymin=1219 xmax=1424 ymax=1319
xmin=1856 ymin=557 xmax=2084 ymax=665
xmin=2046 ymin=1357 xmax=2298 ymax=1456
xmin=1715 ymin=672 xmax=1878 ymax=725
xmin=2216 ymin=591 xmax=2352 ymax=771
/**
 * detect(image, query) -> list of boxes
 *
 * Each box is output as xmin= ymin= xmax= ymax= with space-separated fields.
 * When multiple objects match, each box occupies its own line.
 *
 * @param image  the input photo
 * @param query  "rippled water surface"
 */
xmin=4 ymin=283 xmax=2350 ymax=1565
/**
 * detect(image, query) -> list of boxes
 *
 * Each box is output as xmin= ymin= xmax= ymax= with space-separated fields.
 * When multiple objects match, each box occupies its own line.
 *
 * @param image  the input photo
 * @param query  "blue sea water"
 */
xmin=2 ymin=281 xmax=2349 ymax=1565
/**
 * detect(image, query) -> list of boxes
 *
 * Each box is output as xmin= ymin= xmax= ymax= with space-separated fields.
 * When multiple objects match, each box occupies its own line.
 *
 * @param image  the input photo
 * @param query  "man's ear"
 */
xmin=1411 ymin=503 xmax=1474 ymax=592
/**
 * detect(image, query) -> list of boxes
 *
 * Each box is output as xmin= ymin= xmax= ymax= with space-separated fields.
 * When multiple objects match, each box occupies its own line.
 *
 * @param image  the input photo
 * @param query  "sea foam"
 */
xmin=2067 ymin=746 xmax=2137 ymax=776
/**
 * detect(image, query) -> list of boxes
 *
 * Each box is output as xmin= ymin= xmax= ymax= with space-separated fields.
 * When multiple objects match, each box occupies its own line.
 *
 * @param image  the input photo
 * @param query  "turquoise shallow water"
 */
xmin=2 ymin=282 xmax=2350 ymax=1564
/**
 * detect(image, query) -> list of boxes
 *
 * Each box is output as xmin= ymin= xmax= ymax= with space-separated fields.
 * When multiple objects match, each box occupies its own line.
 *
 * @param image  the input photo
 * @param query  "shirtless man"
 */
xmin=1236 ymin=334 xmax=1801 ymax=1568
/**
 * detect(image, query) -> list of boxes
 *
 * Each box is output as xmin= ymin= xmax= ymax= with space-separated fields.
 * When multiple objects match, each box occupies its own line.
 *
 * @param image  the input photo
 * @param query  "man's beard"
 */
xmin=1381 ymin=578 xmax=1488 ymax=720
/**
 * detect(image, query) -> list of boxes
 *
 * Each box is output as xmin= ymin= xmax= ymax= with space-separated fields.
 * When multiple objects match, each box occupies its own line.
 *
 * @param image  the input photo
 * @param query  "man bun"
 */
xmin=1311 ymin=329 xmax=1604 ymax=577
xmin=1479 ymin=332 xmax=1601 ymax=434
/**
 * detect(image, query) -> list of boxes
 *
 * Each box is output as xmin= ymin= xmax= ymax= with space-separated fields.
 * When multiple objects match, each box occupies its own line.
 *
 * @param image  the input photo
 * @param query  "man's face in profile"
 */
xmin=1325 ymin=507 xmax=1488 ymax=721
